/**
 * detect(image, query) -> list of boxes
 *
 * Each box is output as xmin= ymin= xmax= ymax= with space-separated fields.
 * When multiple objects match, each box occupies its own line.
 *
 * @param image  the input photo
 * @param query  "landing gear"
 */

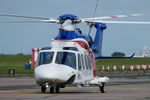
xmin=41 ymin=85 xmax=46 ymax=93
xmin=50 ymin=86 xmax=54 ymax=93
xmin=41 ymin=85 xmax=61 ymax=93
xmin=99 ymin=82 xmax=105 ymax=93
xmin=55 ymin=86 xmax=60 ymax=93
xmin=50 ymin=86 xmax=60 ymax=93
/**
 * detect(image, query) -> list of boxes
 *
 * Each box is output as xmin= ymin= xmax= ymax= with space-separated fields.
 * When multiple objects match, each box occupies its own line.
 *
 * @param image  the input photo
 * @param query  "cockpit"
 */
xmin=37 ymin=51 xmax=77 ymax=69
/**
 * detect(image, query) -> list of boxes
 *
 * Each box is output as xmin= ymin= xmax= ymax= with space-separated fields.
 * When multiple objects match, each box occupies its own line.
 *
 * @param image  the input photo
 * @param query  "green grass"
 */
xmin=0 ymin=54 xmax=33 ymax=75
xmin=0 ymin=54 xmax=150 ymax=75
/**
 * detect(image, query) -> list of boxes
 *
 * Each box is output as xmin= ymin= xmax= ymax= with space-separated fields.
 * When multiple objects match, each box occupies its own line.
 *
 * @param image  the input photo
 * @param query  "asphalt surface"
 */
xmin=0 ymin=77 xmax=150 ymax=100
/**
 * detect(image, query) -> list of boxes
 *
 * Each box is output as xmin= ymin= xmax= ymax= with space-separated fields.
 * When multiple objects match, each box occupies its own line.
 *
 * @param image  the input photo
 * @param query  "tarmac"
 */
xmin=0 ymin=77 xmax=150 ymax=100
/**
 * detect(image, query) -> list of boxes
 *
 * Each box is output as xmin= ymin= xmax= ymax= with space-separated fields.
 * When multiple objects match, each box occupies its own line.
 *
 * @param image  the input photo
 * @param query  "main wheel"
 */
xmin=50 ymin=86 xmax=54 ymax=93
xmin=99 ymin=82 xmax=105 ymax=93
xmin=55 ymin=86 xmax=60 ymax=93
xmin=41 ymin=86 xmax=46 ymax=93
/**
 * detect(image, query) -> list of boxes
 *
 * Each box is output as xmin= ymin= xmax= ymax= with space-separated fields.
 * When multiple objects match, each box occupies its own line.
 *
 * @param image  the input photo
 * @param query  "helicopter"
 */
xmin=0 ymin=13 xmax=150 ymax=93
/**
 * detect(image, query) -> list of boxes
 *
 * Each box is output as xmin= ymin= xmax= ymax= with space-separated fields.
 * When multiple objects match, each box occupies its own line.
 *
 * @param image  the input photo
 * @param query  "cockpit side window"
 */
xmin=55 ymin=52 xmax=76 ymax=69
xmin=85 ymin=54 xmax=92 ymax=70
xmin=37 ymin=52 xmax=54 ymax=66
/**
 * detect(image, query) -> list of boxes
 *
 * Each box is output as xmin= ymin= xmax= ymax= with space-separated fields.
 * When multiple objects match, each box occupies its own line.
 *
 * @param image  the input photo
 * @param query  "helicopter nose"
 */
xmin=35 ymin=64 xmax=75 ymax=84
xmin=36 ymin=67 xmax=58 ymax=80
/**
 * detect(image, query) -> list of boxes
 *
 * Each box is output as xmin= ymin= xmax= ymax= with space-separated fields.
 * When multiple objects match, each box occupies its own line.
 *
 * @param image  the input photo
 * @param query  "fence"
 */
xmin=99 ymin=65 xmax=150 ymax=71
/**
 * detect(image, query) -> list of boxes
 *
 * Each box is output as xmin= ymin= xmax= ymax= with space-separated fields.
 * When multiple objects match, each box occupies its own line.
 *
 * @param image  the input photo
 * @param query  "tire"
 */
xmin=41 ymin=86 xmax=46 ymax=93
xmin=55 ymin=86 xmax=60 ymax=93
xmin=99 ymin=83 xmax=105 ymax=93
xmin=50 ymin=86 xmax=54 ymax=93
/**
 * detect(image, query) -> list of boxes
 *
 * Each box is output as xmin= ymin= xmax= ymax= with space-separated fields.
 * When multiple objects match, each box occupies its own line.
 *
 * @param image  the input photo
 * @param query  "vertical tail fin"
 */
xmin=92 ymin=22 xmax=106 ymax=58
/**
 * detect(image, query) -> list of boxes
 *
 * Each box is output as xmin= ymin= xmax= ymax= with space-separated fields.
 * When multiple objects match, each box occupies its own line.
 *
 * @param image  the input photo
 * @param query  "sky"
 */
xmin=0 ymin=0 xmax=150 ymax=56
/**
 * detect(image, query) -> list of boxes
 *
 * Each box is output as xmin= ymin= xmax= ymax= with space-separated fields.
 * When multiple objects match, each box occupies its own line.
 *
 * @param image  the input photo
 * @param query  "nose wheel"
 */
xmin=55 ymin=86 xmax=60 ymax=93
xmin=41 ymin=85 xmax=46 ymax=93
xmin=41 ymin=85 xmax=60 ymax=93
xmin=50 ymin=86 xmax=60 ymax=93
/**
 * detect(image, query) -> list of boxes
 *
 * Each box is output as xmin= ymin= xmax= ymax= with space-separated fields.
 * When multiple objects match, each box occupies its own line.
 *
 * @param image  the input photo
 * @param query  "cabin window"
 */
xmin=85 ymin=55 xmax=89 ymax=70
xmin=86 ymin=55 xmax=92 ymax=70
xmin=37 ymin=52 xmax=54 ymax=66
xmin=55 ymin=52 xmax=76 ymax=69
xmin=81 ymin=54 xmax=85 ymax=70
xmin=78 ymin=54 xmax=82 ymax=70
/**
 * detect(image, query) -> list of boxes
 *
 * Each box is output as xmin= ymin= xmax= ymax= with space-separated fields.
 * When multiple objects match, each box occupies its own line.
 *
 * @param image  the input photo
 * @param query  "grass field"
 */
xmin=0 ymin=54 xmax=33 ymax=75
xmin=0 ymin=54 xmax=150 ymax=75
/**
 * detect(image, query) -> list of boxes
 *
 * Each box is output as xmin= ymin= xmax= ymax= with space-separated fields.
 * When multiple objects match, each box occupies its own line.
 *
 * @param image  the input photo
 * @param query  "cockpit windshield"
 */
xmin=37 ymin=52 xmax=54 ymax=66
xmin=55 ymin=52 xmax=76 ymax=69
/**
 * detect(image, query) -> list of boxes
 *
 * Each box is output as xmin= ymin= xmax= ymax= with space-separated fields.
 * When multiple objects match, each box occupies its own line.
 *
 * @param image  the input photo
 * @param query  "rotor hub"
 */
xmin=58 ymin=14 xmax=81 ymax=24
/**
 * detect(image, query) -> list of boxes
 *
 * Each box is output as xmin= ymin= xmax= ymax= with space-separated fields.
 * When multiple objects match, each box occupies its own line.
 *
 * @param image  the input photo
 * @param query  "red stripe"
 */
xmin=111 ymin=16 xmax=118 ymax=18
xmin=126 ymin=14 xmax=132 ymax=16
xmin=72 ymin=40 xmax=89 ymax=50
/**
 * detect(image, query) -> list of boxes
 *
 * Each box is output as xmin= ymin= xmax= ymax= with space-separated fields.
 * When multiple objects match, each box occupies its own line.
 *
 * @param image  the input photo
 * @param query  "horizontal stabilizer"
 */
xmin=96 ymin=53 xmax=135 ymax=59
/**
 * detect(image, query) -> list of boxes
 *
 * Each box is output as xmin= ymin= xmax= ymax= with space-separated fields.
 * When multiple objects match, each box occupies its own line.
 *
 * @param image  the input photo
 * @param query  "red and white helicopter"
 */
xmin=0 ymin=13 xmax=150 ymax=93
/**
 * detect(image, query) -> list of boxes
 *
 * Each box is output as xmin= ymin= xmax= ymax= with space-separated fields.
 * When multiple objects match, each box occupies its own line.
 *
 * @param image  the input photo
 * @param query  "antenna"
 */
xmin=88 ymin=0 xmax=100 ymax=35
xmin=93 ymin=0 xmax=99 ymax=17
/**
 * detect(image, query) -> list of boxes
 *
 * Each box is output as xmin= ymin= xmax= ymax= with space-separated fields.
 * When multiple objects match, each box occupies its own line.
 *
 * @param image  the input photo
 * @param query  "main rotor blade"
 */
xmin=0 ymin=13 xmax=50 ymax=20
xmin=0 ymin=19 xmax=57 ymax=23
xmin=94 ymin=20 xmax=150 ymax=24
xmin=81 ymin=13 xmax=148 ymax=22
